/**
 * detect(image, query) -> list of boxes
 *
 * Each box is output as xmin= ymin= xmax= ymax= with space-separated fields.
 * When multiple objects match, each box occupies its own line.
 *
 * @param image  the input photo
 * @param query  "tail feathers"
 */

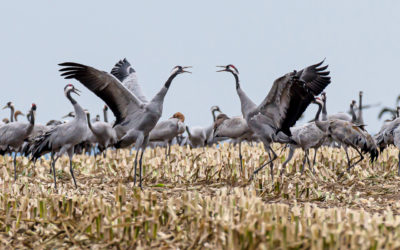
xmin=29 ymin=130 xmax=54 ymax=160
xmin=275 ymin=132 xmax=297 ymax=145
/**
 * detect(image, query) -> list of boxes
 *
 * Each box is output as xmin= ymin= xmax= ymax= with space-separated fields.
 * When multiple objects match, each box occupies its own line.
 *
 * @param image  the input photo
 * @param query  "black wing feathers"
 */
xmin=110 ymin=58 xmax=135 ymax=82
xmin=59 ymin=62 xmax=132 ymax=125
xmin=280 ymin=60 xmax=331 ymax=136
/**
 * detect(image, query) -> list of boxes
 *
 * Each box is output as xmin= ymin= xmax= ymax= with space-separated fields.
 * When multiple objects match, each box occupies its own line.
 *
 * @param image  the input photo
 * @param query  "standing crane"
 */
xmin=0 ymin=104 xmax=36 ymax=180
xmin=213 ymin=113 xmax=254 ymax=171
xmin=2 ymin=102 xmax=15 ymax=122
xmin=86 ymin=111 xmax=117 ymax=154
xmin=313 ymin=98 xmax=378 ymax=175
xmin=149 ymin=112 xmax=185 ymax=158
xmin=217 ymin=61 xmax=331 ymax=180
xmin=29 ymin=84 xmax=88 ymax=189
xmin=58 ymin=59 xmax=190 ymax=188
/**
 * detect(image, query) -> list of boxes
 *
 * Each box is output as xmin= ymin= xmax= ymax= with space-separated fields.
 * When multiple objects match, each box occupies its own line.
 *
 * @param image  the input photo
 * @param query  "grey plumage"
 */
xmin=86 ymin=112 xmax=117 ymax=153
xmin=313 ymin=99 xmax=378 ymax=175
xmin=29 ymin=84 xmax=88 ymax=189
xmin=213 ymin=113 xmax=254 ymax=171
xmin=149 ymin=112 xmax=185 ymax=157
xmin=218 ymin=60 xmax=331 ymax=180
xmin=0 ymin=104 xmax=36 ymax=180
xmin=58 ymin=59 xmax=190 ymax=188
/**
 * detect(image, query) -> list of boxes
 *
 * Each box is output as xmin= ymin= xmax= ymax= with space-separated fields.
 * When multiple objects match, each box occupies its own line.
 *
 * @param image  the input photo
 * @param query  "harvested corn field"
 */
xmin=0 ymin=143 xmax=399 ymax=249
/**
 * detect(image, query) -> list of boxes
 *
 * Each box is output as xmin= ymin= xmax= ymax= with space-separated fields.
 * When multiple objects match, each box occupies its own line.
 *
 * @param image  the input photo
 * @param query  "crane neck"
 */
xmin=86 ymin=113 xmax=93 ymax=130
xmin=103 ymin=109 xmax=108 ymax=123
xmin=350 ymin=105 xmax=357 ymax=123
xmin=29 ymin=109 xmax=35 ymax=125
xmin=212 ymin=109 xmax=218 ymax=122
xmin=9 ymin=106 xmax=14 ymax=122
xmin=66 ymin=90 xmax=86 ymax=121
xmin=233 ymin=73 xmax=240 ymax=90
xmin=358 ymin=94 xmax=363 ymax=122
xmin=164 ymin=72 xmax=179 ymax=89
xmin=314 ymin=101 xmax=322 ymax=122
xmin=322 ymin=98 xmax=328 ymax=121
xmin=185 ymin=126 xmax=192 ymax=138
xmin=150 ymin=72 xmax=180 ymax=109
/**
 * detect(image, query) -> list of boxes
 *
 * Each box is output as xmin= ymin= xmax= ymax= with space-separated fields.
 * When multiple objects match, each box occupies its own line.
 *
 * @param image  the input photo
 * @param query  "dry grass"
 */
xmin=0 ymin=143 xmax=400 ymax=249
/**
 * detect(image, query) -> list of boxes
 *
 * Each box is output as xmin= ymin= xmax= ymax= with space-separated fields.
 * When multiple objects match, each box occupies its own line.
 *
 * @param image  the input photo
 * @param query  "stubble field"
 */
xmin=0 ymin=143 xmax=400 ymax=249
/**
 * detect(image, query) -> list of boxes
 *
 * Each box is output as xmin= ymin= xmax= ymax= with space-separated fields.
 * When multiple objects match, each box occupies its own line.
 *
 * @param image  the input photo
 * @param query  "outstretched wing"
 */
xmin=59 ymin=62 xmax=143 ymax=125
xmin=110 ymin=58 xmax=148 ymax=103
xmin=257 ymin=60 xmax=331 ymax=136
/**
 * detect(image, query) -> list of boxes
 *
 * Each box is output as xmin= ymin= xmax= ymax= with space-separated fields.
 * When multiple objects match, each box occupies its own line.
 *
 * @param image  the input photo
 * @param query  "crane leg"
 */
xmin=346 ymin=147 xmax=364 ymax=172
xmin=138 ymin=149 xmax=145 ymax=189
xmin=51 ymin=152 xmax=59 ymax=190
xmin=281 ymin=145 xmax=295 ymax=176
xmin=300 ymin=149 xmax=308 ymax=174
xmin=131 ymin=150 xmax=140 ymax=185
xmin=306 ymin=150 xmax=314 ymax=174
xmin=13 ymin=152 xmax=17 ymax=181
xmin=239 ymin=141 xmax=243 ymax=172
xmin=67 ymin=148 xmax=77 ymax=188
xmin=251 ymin=145 xmax=277 ymax=181
xmin=310 ymin=148 xmax=317 ymax=174
xmin=398 ymin=151 xmax=400 ymax=176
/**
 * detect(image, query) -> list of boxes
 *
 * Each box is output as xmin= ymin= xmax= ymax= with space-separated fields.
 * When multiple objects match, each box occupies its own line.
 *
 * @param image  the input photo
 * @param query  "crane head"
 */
xmin=31 ymin=103 xmax=37 ymax=111
xmin=210 ymin=105 xmax=221 ymax=112
xmin=2 ymin=101 xmax=14 ymax=110
xmin=172 ymin=112 xmax=185 ymax=122
xmin=104 ymin=105 xmax=108 ymax=111
xmin=171 ymin=66 xmax=192 ymax=75
xmin=64 ymin=83 xmax=81 ymax=96
xmin=216 ymin=65 xmax=239 ymax=74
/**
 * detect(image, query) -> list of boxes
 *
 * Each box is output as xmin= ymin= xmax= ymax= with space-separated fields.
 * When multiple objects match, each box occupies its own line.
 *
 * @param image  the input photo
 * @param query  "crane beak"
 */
xmin=2 ymin=105 xmax=7 ymax=110
xmin=73 ymin=88 xmax=81 ymax=96
xmin=216 ymin=65 xmax=227 ymax=72
xmin=182 ymin=66 xmax=192 ymax=74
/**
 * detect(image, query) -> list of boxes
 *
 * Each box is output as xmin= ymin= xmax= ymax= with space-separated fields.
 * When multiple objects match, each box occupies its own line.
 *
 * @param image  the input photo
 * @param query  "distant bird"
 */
xmin=186 ymin=126 xmax=208 ymax=148
xmin=103 ymin=105 xmax=109 ymax=123
xmin=321 ymin=92 xmax=352 ymax=122
xmin=29 ymin=84 xmax=88 ymax=189
xmin=14 ymin=110 xmax=24 ymax=121
xmin=62 ymin=111 xmax=75 ymax=119
xmin=149 ymin=112 xmax=185 ymax=157
xmin=1 ymin=118 xmax=9 ymax=125
xmin=217 ymin=61 xmax=331 ymax=180
xmin=58 ymin=58 xmax=190 ymax=188
xmin=86 ymin=111 xmax=117 ymax=154
xmin=378 ymin=95 xmax=400 ymax=120
xmin=282 ymin=99 xmax=357 ymax=174
xmin=213 ymin=113 xmax=254 ymax=171
xmin=356 ymin=91 xmax=364 ymax=125
xmin=0 ymin=104 xmax=36 ymax=180
xmin=185 ymin=106 xmax=223 ymax=147
xmin=2 ymin=102 xmax=15 ymax=122
xmin=313 ymin=98 xmax=378 ymax=175
xmin=92 ymin=114 xmax=100 ymax=123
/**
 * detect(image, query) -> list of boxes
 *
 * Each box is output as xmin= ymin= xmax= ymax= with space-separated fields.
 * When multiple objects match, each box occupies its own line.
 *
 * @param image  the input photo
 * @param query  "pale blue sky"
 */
xmin=1 ymin=1 xmax=399 ymax=132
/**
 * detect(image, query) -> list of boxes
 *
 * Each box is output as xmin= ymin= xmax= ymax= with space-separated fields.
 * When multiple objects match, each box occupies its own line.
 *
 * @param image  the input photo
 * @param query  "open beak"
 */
xmin=73 ymin=88 xmax=81 ymax=96
xmin=216 ymin=65 xmax=226 ymax=72
xmin=182 ymin=66 xmax=192 ymax=74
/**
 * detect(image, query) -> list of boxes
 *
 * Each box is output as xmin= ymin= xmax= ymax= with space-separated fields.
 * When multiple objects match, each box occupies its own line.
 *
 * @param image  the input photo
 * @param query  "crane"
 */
xmin=58 ymin=59 xmax=190 ymax=188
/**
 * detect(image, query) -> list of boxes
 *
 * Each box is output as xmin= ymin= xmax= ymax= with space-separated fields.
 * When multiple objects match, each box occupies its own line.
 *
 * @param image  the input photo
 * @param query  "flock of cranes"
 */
xmin=0 ymin=58 xmax=399 ymax=190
